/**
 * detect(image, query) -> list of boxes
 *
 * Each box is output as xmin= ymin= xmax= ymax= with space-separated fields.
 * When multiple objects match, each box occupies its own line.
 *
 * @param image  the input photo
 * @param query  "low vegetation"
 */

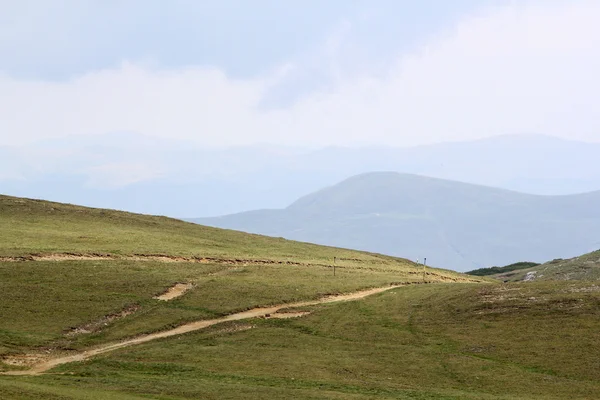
xmin=2 ymin=282 xmax=599 ymax=399
xmin=0 ymin=194 xmax=399 ymax=263
xmin=496 ymin=250 xmax=600 ymax=282
xmin=466 ymin=261 xmax=540 ymax=276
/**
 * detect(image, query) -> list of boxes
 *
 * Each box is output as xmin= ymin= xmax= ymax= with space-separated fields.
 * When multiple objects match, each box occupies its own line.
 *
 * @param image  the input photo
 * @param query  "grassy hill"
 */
xmin=0 ymin=195 xmax=469 ymax=368
xmin=191 ymin=172 xmax=600 ymax=271
xmin=495 ymin=249 xmax=600 ymax=282
xmin=0 ymin=193 xmax=398 ymax=262
xmin=2 ymin=194 xmax=600 ymax=399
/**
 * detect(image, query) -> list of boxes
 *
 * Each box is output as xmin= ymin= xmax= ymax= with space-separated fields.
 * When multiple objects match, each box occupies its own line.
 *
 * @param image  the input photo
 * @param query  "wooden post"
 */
xmin=333 ymin=257 xmax=336 ymax=276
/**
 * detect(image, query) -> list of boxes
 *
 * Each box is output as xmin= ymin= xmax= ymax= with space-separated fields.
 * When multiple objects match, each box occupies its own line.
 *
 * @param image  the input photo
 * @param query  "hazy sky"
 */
xmin=1 ymin=0 xmax=599 ymax=147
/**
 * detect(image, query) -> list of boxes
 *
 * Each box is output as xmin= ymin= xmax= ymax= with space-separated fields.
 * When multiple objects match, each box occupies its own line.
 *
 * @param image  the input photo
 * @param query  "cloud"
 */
xmin=0 ymin=0 xmax=379 ymax=80
xmin=1 ymin=0 xmax=599 ymax=148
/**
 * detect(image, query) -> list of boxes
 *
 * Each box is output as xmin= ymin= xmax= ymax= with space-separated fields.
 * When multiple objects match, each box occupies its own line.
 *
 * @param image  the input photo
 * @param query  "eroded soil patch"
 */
xmin=263 ymin=311 xmax=311 ymax=319
xmin=0 ymin=253 xmax=319 ymax=266
xmin=0 ymin=253 xmax=478 ymax=284
xmin=2 ymin=353 xmax=50 ymax=368
xmin=153 ymin=283 xmax=194 ymax=301
xmin=65 ymin=304 xmax=141 ymax=337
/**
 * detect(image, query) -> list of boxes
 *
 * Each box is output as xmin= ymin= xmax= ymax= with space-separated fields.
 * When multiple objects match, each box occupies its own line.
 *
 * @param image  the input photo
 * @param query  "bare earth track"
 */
xmin=0 ymin=253 xmax=478 ymax=282
xmin=2 ymin=284 xmax=405 ymax=376
xmin=0 ymin=253 xmax=314 ymax=266
xmin=153 ymin=283 xmax=195 ymax=301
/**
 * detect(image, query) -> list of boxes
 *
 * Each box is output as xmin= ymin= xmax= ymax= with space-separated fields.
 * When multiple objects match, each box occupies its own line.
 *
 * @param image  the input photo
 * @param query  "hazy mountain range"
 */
xmin=190 ymin=172 xmax=600 ymax=272
xmin=2 ymin=133 xmax=600 ymax=218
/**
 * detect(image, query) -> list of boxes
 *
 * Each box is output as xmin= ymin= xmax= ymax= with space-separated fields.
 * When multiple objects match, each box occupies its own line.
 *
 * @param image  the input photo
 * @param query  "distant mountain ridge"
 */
xmin=2 ymin=133 xmax=600 ymax=217
xmin=190 ymin=172 xmax=600 ymax=272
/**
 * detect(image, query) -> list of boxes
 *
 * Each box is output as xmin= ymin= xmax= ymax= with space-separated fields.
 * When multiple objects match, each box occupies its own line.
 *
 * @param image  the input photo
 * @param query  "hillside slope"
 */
xmin=0 ymin=194 xmax=473 ymax=373
xmin=192 ymin=172 xmax=600 ymax=271
xmin=496 ymin=249 xmax=600 ymax=282
xmin=2 ymin=195 xmax=600 ymax=399
xmin=0 ymin=193 xmax=436 ymax=265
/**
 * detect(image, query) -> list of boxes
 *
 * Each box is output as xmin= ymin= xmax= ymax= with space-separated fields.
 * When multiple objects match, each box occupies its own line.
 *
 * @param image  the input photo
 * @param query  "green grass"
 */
xmin=0 ymin=194 xmax=413 ymax=265
xmin=3 ymin=282 xmax=599 ymax=399
xmin=0 ymin=259 xmax=430 ymax=361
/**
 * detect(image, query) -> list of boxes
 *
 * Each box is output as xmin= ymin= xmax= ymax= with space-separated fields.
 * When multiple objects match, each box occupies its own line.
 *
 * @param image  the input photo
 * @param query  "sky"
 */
xmin=1 ymin=0 xmax=600 ymax=148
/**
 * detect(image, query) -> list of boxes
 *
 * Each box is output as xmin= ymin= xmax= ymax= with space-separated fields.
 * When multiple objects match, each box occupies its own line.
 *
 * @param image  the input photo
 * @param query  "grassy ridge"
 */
xmin=0 ymin=194 xmax=402 ymax=263
xmin=466 ymin=261 xmax=540 ymax=276
xmin=3 ymin=282 xmax=599 ymax=399
xmin=496 ymin=250 xmax=600 ymax=282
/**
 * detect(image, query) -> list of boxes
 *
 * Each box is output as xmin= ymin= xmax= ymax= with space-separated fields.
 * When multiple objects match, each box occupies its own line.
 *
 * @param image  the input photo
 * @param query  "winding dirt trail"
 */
xmin=2 ymin=284 xmax=404 ymax=376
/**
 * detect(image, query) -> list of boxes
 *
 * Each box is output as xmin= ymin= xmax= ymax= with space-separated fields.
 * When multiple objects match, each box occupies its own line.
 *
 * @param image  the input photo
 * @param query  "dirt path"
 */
xmin=2 ymin=284 xmax=404 ymax=376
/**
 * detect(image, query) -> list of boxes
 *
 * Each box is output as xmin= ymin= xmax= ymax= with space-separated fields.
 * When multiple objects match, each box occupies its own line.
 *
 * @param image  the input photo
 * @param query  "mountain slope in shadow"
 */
xmin=190 ymin=172 xmax=600 ymax=271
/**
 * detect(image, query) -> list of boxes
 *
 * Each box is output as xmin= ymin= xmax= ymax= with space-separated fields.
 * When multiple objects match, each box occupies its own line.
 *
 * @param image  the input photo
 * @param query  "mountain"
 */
xmin=494 ymin=249 xmax=600 ymax=282
xmin=2 ymin=133 xmax=600 ymax=217
xmin=190 ymin=172 xmax=600 ymax=271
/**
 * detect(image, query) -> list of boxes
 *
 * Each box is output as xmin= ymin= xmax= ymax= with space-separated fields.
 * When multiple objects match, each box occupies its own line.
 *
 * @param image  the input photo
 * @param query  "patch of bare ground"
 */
xmin=1 ymin=353 xmax=51 ymax=368
xmin=0 ymin=253 xmax=477 ymax=284
xmin=153 ymin=283 xmax=194 ymax=301
xmin=65 ymin=304 xmax=141 ymax=337
xmin=262 ymin=311 xmax=311 ymax=319
xmin=0 ymin=253 xmax=113 ymax=262
xmin=0 ymin=253 xmax=321 ymax=267
xmin=131 ymin=255 xmax=190 ymax=263
xmin=212 ymin=324 xmax=255 ymax=335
